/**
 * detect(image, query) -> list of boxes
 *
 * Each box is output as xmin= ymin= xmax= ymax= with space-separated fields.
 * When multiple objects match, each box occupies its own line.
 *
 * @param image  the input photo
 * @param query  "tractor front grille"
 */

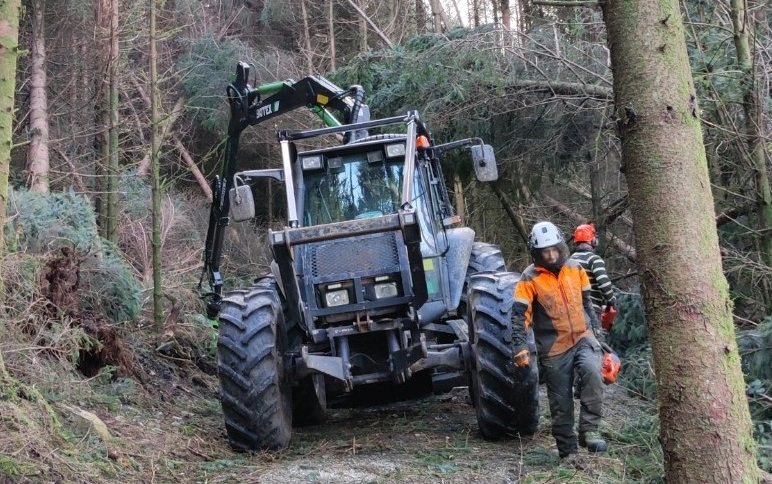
xmin=309 ymin=232 xmax=400 ymax=278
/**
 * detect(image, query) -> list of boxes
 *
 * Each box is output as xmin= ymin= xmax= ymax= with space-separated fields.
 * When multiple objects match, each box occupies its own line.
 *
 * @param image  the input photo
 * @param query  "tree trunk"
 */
xmin=300 ymin=0 xmax=314 ymax=71
xmin=415 ymin=0 xmax=427 ymax=33
xmin=452 ymin=173 xmax=465 ymax=224
xmin=429 ymin=0 xmax=449 ymax=32
xmin=94 ymin=0 xmax=119 ymax=242
xmin=358 ymin=0 xmax=368 ymax=52
xmin=77 ymin=41 xmax=89 ymax=154
xmin=499 ymin=0 xmax=511 ymax=29
xmin=589 ymin=158 xmax=604 ymax=251
xmin=328 ymin=0 xmax=336 ymax=72
xmin=150 ymin=0 xmax=163 ymax=329
xmin=0 ymin=349 xmax=7 ymax=380
xmin=106 ymin=0 xmax=120 ymax=242
xmin=94 ymin=0 xmax=110 ymax=232
xmin=137 ymin=96 xmax=185 ymax=176
xmin=517 ymin=0 xmax=531 ymax=31
xmin=449 ymin=0 xmax=463 ymax=25
xmin=729 ymin=0 xmax=772 ymax=311
xmin=26 ymin=0 xmax=49 ymax=193
xmin=472 ymin=0 xmax=480 ymax=27
xmin=600 ymin=1 xmax=760 ymax=482
xmin=0 ymin=0 xmax=21 ymax=263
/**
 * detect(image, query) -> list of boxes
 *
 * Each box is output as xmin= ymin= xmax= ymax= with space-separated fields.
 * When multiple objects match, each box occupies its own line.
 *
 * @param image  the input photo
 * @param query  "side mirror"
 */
xmin=470 ymin=144 xmax=498 ymax=182
xmin=229 ymin=185 xmax=255 ymax=222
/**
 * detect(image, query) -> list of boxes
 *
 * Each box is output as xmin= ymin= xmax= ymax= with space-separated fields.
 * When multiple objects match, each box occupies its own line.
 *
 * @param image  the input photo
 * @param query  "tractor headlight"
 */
xmin=374 ymin=282 xmax=398 ymax=299
xmin=324 ymin=289 xmax=350 ymax=307
xmin=301 ymin=155 xmax=323 ymax=171
xmin=385 ymin=143 xmax=406 ymax=158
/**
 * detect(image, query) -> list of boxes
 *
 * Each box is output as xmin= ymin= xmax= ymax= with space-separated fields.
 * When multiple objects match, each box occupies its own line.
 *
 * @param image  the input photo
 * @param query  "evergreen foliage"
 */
xmin=177 ymin=36 xmax=302 ymax=138
xmin=8 ymin=189 xmax=98 ymax=253
xmin=177 ymin=36 xmax=254 ymax=136
xmin=79 ymin=240 xmax=142 ymax=323
xmin=607 ymin=291 xmax=648 ymax=353
xmin=5 ymin=189 xmax=141 ymax=323
xmin=331 ymin=28 xmax=611 ymax=188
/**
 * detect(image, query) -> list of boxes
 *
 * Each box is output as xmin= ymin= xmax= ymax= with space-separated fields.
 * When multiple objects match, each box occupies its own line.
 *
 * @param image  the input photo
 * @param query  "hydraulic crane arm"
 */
xmin=200 ymin=62 xmax=370 ymax=315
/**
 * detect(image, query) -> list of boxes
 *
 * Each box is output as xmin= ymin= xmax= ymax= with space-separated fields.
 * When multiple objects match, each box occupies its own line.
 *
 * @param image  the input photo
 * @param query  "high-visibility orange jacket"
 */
xmin=511 ymin=259 xmax=600 ymax=357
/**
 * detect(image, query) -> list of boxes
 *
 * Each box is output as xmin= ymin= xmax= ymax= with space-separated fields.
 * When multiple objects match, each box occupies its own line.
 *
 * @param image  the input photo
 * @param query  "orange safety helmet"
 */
xmin=601 ymin=349 xmax=622 ymax=385
xmin=573 ymin=224 xmax=597 ymax=244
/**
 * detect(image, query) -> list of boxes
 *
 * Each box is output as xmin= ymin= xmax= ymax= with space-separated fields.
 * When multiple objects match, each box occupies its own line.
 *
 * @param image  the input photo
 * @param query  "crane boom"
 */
xmin=200 ymin=62 xmax=370 ymax=315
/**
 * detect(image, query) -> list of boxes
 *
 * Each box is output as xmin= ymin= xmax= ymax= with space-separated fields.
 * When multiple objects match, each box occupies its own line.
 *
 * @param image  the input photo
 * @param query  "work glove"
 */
xmin=513 ymin=347 xmax=530 ymax=368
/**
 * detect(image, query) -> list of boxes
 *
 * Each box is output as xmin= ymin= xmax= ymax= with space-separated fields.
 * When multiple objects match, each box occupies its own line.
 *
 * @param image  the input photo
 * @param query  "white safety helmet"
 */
xmin=529 ymin=221 xmax=564 ymax=249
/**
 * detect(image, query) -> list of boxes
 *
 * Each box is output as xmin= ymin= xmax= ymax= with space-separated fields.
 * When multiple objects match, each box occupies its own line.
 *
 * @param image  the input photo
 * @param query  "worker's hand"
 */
xmin=513 ymin=348 xmax=530 ymax=368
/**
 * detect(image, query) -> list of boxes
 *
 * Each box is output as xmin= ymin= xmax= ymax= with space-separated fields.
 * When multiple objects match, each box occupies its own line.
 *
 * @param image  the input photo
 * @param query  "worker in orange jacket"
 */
xmin=511 ymin=221 xmax=607 ymax=460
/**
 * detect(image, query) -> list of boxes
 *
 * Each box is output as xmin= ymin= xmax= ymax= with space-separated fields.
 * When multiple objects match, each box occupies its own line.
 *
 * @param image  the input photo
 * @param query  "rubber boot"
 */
xmin=579 ymin=431 xmax=608 ymax=453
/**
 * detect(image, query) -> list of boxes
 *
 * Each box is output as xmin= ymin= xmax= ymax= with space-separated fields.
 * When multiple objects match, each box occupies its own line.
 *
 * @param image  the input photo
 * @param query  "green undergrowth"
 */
xmin=5 ymin=188 xmax=142 ymax=323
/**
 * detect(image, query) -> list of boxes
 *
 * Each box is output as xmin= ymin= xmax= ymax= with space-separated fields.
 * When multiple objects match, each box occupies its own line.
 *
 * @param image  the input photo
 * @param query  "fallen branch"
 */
xmin=344 ymin=0 xmax=394 ymax=48
xmin=603 ymin=195 xmax=632 ymax=227
xmin=490 ymin=183 xmax=529 ymax=244
xmin=128 ymin=78 xmax=211 ymax=200
xmin=532 ymin=0 xmax=599 ymax=7
xmin=507 ymin=80 xmax=612 ymax=100
xmin=715 ymin=203 xmax=754 ymax=227
xmin=173 ymin=138 xmax=212 ymax=202
xmin=611 ymin=271 xmax=638 ymax=283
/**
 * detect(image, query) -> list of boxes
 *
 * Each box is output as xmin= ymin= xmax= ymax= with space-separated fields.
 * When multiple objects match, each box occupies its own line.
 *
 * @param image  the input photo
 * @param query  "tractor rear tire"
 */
xmin=217 ymin=280 xmax=292 ymax=451
xmin=468 ymin=271 xmax=539 ymax=439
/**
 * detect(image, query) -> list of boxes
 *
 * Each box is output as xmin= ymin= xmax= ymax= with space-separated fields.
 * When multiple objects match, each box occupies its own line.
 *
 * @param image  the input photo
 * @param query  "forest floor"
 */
xmin=0 ymin=329 xmax=663 ymax=484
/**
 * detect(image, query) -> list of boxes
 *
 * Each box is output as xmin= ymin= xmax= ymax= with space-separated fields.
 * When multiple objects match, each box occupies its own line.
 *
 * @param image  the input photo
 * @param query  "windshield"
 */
xmin=303 ymin=151 xmax=404 ymax=225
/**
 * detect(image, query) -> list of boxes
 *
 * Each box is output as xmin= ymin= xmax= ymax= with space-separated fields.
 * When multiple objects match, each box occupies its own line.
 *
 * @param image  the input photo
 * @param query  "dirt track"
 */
xmin=94 ymin=372 xmax=654 ymax=484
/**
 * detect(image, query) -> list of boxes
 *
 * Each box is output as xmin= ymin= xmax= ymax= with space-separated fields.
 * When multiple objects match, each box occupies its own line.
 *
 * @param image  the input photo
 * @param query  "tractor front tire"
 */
xmin=468 ymin=271 xmax=539 ymax=439
xmin=217 ymin=281 xmax=292 ymax=451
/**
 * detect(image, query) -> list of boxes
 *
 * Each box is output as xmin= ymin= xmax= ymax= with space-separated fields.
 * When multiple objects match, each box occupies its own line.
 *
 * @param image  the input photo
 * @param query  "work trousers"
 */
xmin=539 ymin=336 xmax=604 ymax=457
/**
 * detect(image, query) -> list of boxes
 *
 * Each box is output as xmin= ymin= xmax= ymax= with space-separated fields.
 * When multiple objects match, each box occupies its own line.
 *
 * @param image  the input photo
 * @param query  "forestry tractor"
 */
xmin=200 ymin=62 xmax=539 ymax=450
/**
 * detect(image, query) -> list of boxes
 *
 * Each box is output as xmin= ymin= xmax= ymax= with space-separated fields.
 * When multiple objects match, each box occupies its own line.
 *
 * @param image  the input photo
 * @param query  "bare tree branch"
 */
xmin=542 ymin=194 xmax=637 ymax=261
xmin=532 ymin=0 xmax=599 ymax=7
xmin=715 ymin=203 xmax=755 ymax=227
xmin=343 ymin=0 xmax=394 ymax=48
xmin=172 ymin=138 xmax=212 ymax=203
xmin=603 ymin=195 xmax=632 ymax=227
xmin=507 ymin=80 xmax=612 ymax=99
xmin=490 ymin=183 xmax=529 ymax=244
